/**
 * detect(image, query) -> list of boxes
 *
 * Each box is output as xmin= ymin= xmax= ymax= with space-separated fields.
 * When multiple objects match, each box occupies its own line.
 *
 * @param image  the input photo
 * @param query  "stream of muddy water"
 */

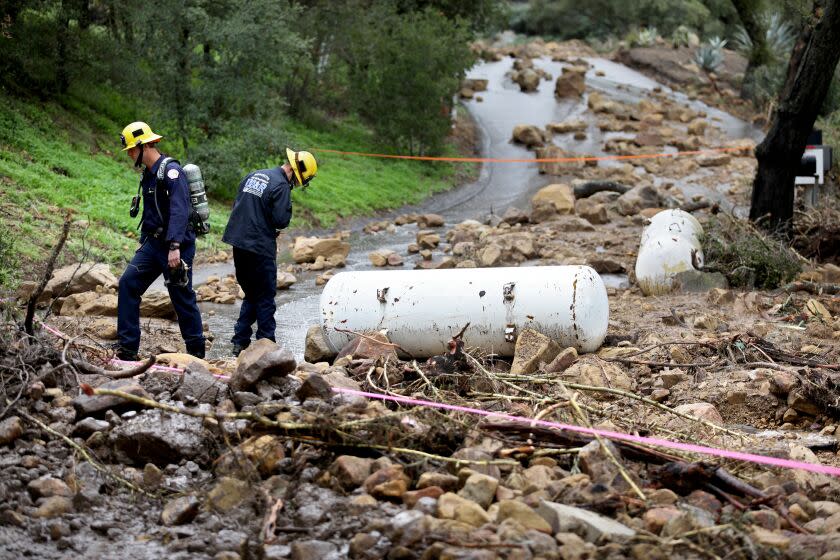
xmin=184 ymin=57 xmax=763 ymax=360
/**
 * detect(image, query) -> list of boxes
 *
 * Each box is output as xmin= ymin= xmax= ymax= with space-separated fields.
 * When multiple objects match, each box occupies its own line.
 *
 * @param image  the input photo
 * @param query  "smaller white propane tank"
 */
xmin=635 ymin=209 xmax=704 ymax=296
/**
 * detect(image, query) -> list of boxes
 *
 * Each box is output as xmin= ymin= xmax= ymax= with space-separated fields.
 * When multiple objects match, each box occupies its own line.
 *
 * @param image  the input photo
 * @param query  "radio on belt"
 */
xmin=795 ymin=129 xmax=833 ymax=207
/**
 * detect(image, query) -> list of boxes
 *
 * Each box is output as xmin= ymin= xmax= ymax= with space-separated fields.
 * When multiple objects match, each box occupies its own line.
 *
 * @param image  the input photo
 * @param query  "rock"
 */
xmin=138 ymin=290 xmax=177 ymax=320
xmin=588 ymin=258 xmax=624 ymax=274
xmin=512 ymin=125 xmax=545 ymax=148
xmin=814 ymin=501 xmax=840 ymax=518
xmin=160 ymin=495 xmax=200 ymax=526
xmin=231 ymin=339 xmax=296 ymax=392
xmin=649 ymin=489 xmax=679 ymax=506
xmin=43 ymin=262 xmax=117 ymax=299
xmin=575 ymin=198 xmax=609 ymax=224
xmin=547 ymin=119 xmax=587 ymax=134
xmin=537 ymin=500 xmax=636 ymax=542
xmin=751 ymin=526 xmax=790 ymax=549
xmin=418 ymin=472 xmax=460 ymax=492
xmin=514 ymin=68 xmax=541 ymax=92
xmin=72 ymin=380 xmax=151 ymax=418
xmin=545 ymin=347 xmax=578 ymax=373
xmin=479 ymin=245 xmax=503 ymax=267
xmin=673 ymin=270 xmax=729 ymax=292
xmin=535 ymin=145 xmax=586 ymax=174
xmin=438 ymin=493 xmax=490 ymax=527
xmin=292 ymin=237 xmax=350 ymax=264
xmin=788 ymin=390 xmax=821 ymax=416
xmin=564 ymin=358 xmax=634 ymax=396
xmin=28 ymin=476 xmax=72 ymax=499
xmin=215 ymin=435 xmax=285 ymax=477
xmin=304 ymin=325 xmax=335 ymax=363
xmin=337 ymin=332 xmax=397 ymax=362
xmin=744 ymin=509 xmax=781 ymax=531
xmin=290 ymin=540 xmax=340 ymax=560
xmin=616 ymin=185 xmax=660 ymax=216
xmin=687 ymin=119 xmax=707 ymax=136
xmin=295 ymin=373 xmax=333 ymax=402
xmin=0 ymin=416 xmax=23 ymax=445
xmin=531 ymin=184 xmax=575 ymax=215
xmin=276 ymin=272 xmax=297 ymax=290
xmin=206 ymin=477 xmax=252 ymax=513
xmin=496 ymin=500 xmax=553 ymax=533
xmin=369 ymin=249 xmax=395 ymax=267
xmin=403 ymin=486 xmax=444 ymax=508
xmin=59 ymin=291 xmax=118 ymax=317
xmin=578 ymin=440 xmax=627 ymax=487
xmin=805 ymin=299 xmax=832 ymax=321
xmin=364 ymin=466 xmax=411 ymax=500
xmin=157 ymin=352 xmax=210 ymax=370
xmin=659 ymin=371 xmax=689 ymax=389
xmin=88 ymin=318 xmax=118 ymax=340
xmin=110 ymin=408 xmax=210 ymax=465
xmin=33 ymin=496 xmax=74 ymax=518
xmin=462 ymin=78 xmax=488 ymax=92
xmin=417 ymin=230 xmax=441 ymax=249
xmin=643 ymin=507 xmax=681 ymax=534
xmin=174 ymin=364 xmax=228 ymax=405
xmin=459 ymin=87 xmax=474 ymax=99
xmin=555 ymin=66 xmax=586 ymax=98
xmin=511 ymin=328 xmax=561 ymax=374
xmin=458 ymin=473 xmax=498 ymax=509
xmin=418 ymin=215 xmax=446 ymax=229
xmin=387 ymin=253 xmax=404 ymax=266
xmin=672 ymin=402 xmax=724 ymax=424
xmin=552 ymin=215 xmax=596 ymax=231
xmin=331 ymin=456 xmax=375 ymax=489
xmin=501 ymin=207 xmax=529 ymax=225
xmin=697 ymin=153 xmax=730 ymax=167
xmin=72 ymin=417 xmax=110 ymax=438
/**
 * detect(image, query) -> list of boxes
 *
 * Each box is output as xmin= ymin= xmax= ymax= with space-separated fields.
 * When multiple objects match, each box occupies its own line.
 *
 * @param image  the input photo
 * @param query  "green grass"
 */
xmin=0 ymin=90 xmax=469 ymax=280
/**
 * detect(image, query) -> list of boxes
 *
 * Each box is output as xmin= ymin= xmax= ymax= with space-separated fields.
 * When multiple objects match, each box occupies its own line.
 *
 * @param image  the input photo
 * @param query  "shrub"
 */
xmin=702 ymin=217 xmax=802 ymax=289
xmin=732 ymin=12 xmax=796 ymax=63
xmin=694 ymin=42 xmax=725 ymax=72
xmin=0 ymin=234 xmax=19 ymax=291
xmin=671 ymin=25 xmax=695 ymax=48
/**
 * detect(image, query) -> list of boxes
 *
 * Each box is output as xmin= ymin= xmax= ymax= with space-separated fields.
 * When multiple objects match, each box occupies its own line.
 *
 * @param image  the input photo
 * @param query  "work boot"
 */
xmin=231 ymin=343 xmax=248 ymax=358
xmin=109 ymin=343 xmax=138 ymax=362
xmin=187 ymin=345 xmax=206 ymax=360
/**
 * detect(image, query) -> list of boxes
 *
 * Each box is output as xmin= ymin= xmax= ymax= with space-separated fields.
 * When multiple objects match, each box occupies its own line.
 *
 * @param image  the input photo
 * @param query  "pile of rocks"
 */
xmin=195 ymin=275 xmax=242 ymax=304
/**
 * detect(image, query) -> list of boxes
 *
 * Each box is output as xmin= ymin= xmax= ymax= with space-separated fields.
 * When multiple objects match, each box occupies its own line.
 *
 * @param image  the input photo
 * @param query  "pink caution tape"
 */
xmin=332 ymin=387 xmax=840 ymax=477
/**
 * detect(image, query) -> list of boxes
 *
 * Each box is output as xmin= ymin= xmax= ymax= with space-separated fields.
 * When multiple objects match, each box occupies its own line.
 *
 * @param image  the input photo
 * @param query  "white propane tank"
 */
xmin=319 ymin=266 xmax=609 ymax=357
xmin=635 ymin=209 xmax=704 ymax=296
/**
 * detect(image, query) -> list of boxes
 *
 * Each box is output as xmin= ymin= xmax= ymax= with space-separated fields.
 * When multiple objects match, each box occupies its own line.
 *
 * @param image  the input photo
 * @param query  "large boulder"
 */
xmin=535 ymin=146 xmax=587 ymax=174
xmin=292 ymin=237 xmax=351 ymax=264
xmin=110 ymin=407 xmax=211 ymax=465
xmin=531 ymin=184 xmax=575 ymax=216
xmin=42 ymin=263 xmax=118 ymax=300
xmin=231 ymin=339 xmax=296 ymax=392
xmin=615 ymin=185 xmax=660 ymax=216
xmin=554 ymin=66 xmax=586 ymax=98
xmin=512 ymin=125 xmax=546 ymax=148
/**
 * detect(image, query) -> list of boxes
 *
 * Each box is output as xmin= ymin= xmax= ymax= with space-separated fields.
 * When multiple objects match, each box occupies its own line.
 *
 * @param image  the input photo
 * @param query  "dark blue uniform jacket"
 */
xmin=140 ymin=155 xmax=195 ymax=245
xmin=222 ymin=167 xmax=292 ymax=259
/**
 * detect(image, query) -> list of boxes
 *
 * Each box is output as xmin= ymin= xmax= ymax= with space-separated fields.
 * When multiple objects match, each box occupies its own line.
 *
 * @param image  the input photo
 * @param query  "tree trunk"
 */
xmin=731 ymin=0 xmax=772 ymax=100
xmin=749 ymin=0 xmax=840 ymax=233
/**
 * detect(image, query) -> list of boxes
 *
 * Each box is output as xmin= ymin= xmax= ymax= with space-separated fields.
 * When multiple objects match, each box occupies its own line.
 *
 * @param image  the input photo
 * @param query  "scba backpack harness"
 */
xmin=130 ymin=157 xmax=211 ymax=237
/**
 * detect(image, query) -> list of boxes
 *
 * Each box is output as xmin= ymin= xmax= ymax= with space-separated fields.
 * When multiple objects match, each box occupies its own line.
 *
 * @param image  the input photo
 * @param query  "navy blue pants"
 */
xmin=232 ymin=247 xmax=277 ymax=347
xmin=117 ymin=238 xmax=205 ymax=354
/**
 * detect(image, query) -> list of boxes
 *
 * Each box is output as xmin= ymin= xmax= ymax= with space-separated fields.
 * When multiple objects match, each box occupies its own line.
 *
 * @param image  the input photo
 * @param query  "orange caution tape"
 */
xmin=314 ymin=146 xmax=751 ymax=164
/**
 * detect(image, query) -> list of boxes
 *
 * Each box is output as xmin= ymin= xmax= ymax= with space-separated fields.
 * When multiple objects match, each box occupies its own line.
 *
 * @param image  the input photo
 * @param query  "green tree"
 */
xmin=342 ymin=5 xmax=475 ymax=154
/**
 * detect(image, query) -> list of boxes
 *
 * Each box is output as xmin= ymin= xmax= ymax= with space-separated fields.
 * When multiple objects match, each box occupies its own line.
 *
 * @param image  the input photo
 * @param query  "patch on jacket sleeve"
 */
xmin=167 ymin=168 xmax=180 ymax=180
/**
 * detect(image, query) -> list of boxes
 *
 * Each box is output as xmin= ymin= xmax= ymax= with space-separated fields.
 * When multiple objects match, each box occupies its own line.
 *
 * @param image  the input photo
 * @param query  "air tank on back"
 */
xmin=183 ymin=163 xmax=211 ymax=234
xmin=319 ymin=265 xmax=609 ymax=357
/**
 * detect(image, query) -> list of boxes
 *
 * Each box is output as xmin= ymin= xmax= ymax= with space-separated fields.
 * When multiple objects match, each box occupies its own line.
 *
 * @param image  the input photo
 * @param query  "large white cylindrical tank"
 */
xmin=319 ymin=266 xmax=609 ymax=357
xmin=635 ymin=209 xmax=704 ymax=296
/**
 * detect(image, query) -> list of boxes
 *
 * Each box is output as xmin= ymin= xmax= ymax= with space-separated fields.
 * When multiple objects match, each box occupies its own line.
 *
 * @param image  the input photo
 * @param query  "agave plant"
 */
xmin=694 ymin=43 xmax=724 ymax=72
xmin=733 ymin=13 xmax=796 ymax=61
xmin=706 ymin=36 xmax=728 ymax=51
xmin=634 ymin=26 xmax=660 ymax=47
xmin=671 ymin=25 xmax=694 ymax=48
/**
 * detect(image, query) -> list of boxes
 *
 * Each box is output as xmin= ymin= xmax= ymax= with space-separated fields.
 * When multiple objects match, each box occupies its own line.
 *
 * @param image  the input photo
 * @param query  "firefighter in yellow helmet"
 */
xmin=115 ymin=122 xmax=205 ymax=360
xmin=222 ymin=148 xmax=318 ymax=356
